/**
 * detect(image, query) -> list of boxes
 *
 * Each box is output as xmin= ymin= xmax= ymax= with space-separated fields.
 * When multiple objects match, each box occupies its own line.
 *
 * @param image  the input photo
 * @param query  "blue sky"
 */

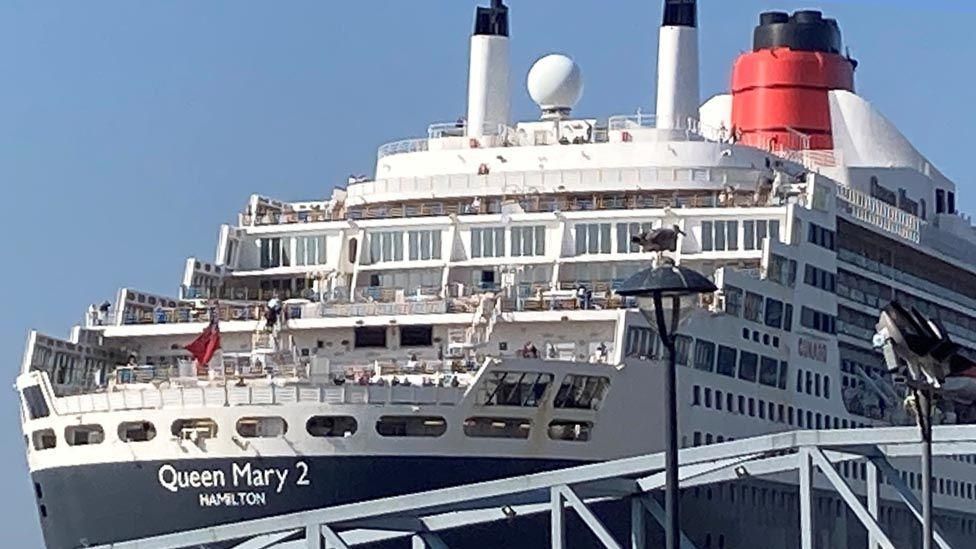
xmin=1 ymin=1 xmax=974 ymax=546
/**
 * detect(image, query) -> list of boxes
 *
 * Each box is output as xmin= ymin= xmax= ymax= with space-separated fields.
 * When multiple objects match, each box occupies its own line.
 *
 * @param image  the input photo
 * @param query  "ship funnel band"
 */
xmin=663 ymin=0 xmax=696 ymax=28
xmin=474 ymin=0 xmax=509 ymax=37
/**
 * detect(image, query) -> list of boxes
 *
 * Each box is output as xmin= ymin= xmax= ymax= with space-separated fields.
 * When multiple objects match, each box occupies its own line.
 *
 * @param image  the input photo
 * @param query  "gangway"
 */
xmin=92 ymin=425 xmax=976 ymax=549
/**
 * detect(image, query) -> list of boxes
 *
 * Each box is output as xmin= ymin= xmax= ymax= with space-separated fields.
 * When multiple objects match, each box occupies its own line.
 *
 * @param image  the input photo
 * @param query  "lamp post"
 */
xmin=617 ymin=264 xmax=717 ymax=549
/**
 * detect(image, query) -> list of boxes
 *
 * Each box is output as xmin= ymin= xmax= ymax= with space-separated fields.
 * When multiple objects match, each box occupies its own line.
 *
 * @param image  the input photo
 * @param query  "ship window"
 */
xmin=548 ymin=420 xmax=592 ymax=442
xmin=354 ymin=326 xmax=387 ymax=348
xmin=716 ymin=345 xmax=737 ymax=377
xmin=575 ymin=223 xmax=612 ymax=255
xmin=463 ymin=417 xmax=531 ymax=439
xmin=65 ymin=424 xmax=104 ymax=446
xmin=236 ymin=417 xmax=288 ymax=438
xmin=21 ymin=386 xmax=50 ymax=420
xmin=480 ymin=371 xmax=554 ymax=407
xmin=693 ymin=340 xmax=715 ymax=372
xmin=511 ymin=225 xmax=546 ymax=257
xmin=723 ymin=286 xmax=743 ymax=316
xmin=553 ymin=375 xmax=610 ymax=410
xmin=744 ymin=292 xmax=764 ymax=323
xmin=294 ymin=235 xmax=327 ymax=266
xmin=778 ymin=362 xmax=789 ymax=390
xmin=400 ymin=325 xmax=433 ymax=347
xmin=471 ymin=227 xmax=505 ymax=258
xmin=408 ymin=230 xmax=442 ymax=261
xmin=675 ymin=335 xmax=692 ymax=366
xmin=764 ymin=299 xmax=784 ymax=329
xmin=31 ymin=429 xmax=57 ymax=451
xmin=118 ymin=421 xmax=157 ymax=443
xmin=617 ymin=222 xmax=655 ymax=254
xmin=759 ymin=357 xmax=780 ymax=387
xmin=376 ymin=416 xmax=446 ymax=437
xmin=738 ymin=352 xmax=758 ymax=383
xmin=171 ymin=418 xmax=218 ymax=440
xmin=367 ymin=231 xmax=404 ymax=264
xmin=307 ymin=416 xmax=358 ymax=437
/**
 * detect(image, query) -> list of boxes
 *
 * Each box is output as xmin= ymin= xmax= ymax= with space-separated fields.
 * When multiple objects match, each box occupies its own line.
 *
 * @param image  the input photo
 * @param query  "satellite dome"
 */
xmin=527 ymin=54 xmax=583 ymax=118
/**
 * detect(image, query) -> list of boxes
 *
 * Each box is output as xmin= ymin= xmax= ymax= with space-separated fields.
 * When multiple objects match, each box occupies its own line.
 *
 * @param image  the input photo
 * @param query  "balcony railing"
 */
xmin=53 ymin=383 xmax=466 ymax=414
xmin=837 ymin=185 xmax=921 ymax=243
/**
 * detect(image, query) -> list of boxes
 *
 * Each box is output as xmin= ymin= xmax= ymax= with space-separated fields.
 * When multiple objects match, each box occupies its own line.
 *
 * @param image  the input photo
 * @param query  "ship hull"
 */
xmin=33 ymin=455 xmax=582 ymax=549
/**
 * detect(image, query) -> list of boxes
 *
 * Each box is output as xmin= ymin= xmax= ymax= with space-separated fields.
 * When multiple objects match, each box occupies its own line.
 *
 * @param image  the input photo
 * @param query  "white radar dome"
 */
xmin=527 ymin=54 xmax=583 ymax=114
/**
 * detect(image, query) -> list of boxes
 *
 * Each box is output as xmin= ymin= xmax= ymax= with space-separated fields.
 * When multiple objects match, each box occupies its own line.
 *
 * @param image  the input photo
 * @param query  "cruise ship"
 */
xmin=17 ymin=1 xmax=976 ymax=548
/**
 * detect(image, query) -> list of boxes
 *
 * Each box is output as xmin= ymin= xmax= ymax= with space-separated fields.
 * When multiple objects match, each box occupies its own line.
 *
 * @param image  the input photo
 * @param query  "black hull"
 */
xmin=32 ymin=455 xmax=976 ymax=549
xmin=32 ymin=455 xmax=580 ymax=549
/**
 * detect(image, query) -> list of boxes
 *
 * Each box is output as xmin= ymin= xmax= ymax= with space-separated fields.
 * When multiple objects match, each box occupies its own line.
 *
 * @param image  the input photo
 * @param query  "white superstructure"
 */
xmin=16 ymin=2 xmax=976 ymax=548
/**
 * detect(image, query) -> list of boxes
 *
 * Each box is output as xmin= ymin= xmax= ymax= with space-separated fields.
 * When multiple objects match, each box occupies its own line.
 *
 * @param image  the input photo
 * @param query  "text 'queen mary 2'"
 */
xmin=18 ymin=1 xmax=976 ymax=548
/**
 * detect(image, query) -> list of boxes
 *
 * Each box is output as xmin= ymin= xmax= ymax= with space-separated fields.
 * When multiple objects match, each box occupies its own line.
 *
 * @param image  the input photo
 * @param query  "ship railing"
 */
xmin=377 ymin=138 xmax=430 ymax=159
xmin=51 ymin=383 xmax=466 ymax=414
xmin=182 ymin=285 xmax=317 ymax=303
xmin=607 ymin=113 xmax=659 ymax=131
xmin=312 ymin=299 xmax=448 ymax=318
xmin=240 ymin=209 xmax=339 ymax=226
xmin=836 ymin=184 xmax=922 ymax=243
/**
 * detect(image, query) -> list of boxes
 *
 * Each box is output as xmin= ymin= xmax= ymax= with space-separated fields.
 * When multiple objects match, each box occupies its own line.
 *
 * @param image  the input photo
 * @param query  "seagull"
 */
xmin=631 ymin=225 xmax=685 ymax=253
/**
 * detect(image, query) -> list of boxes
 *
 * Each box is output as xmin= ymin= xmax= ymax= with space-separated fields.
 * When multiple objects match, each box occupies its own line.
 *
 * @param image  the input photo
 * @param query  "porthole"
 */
xmin=171 ymin=418 xmax=218 ymax=440
xmin=376 ymin=416 xmax=446 ymax=437
xmin=65 ymin=424 xmax=104 ymax=446
xmin=463 ymin=417 xmax=531 ymax=439
xmin=31 ymin=429 xmax=57 ymax=451
xmin=118 ymin=421 xmax=157 ymax=443
xmin=307 ymin=416 xmax=358 ymax=438
xmin=236 ymin=417 xmax=288 ymax=438
xmin=547 ymin=420 xmax=592 ymax=442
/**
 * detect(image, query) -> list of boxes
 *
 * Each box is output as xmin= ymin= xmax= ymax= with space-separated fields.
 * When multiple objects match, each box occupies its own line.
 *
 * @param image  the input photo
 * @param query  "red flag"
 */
xmin=186 ymin=317 xmax=220 ymax=376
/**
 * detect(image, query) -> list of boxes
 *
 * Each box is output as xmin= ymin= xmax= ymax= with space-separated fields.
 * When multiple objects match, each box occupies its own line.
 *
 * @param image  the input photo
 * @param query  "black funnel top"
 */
xmin=474 ymin=0 xmax=509 ymax=37
xmin=754 ymin=10 xmax=843 ymax=54
xmin=663 ymin=0 xmax=696 ymax=28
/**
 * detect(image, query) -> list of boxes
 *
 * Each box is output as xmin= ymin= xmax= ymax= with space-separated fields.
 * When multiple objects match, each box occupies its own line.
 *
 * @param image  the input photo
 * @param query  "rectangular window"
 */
xmin=743 ymin=220 xmax=756 ymax=251
xmin=759 ymin=356 xmax=780 ymax=387
xmin=408 ymin=230 xmax=442 ymax=261
xmin=295 ymin=235 xmax=327 ymax=266
xmin=511 ymin=226 xmax=546 ymax=257
xmin=778 ymin=362 xmax=789 ymax=390
xmin=744 ymin=292 xmax=764 ymax=323
xmin=368 ymin=231 xmax=404 ymax=264
xmin=726 ymin=220 xmax=739 ymax=251
xmin=804 ymin=265 xmax=836 ymax=292
xmin=763 ymin=298 xmax=783 ymax=329
xmin=716 ymin=345 xmax=737 ymax=377
xmin=694 ymin=340 xmax=716 ymax=372
xmin=724 ymin=286 xmax=743 ymax=316
xmin=354 ymin=326 xmax=387 ymax=348
xmin=807 ymin=223 xmax=836 ymax=251
xmin=616 ymin=222 xmax=655 ymax=253
xmin=801 ymin=306 xmax=836 ymax=335
xmin=701 ymin=221 xmax=714 ymax=251
xmin=400 ymin=325 xmax=433 ymax=347
xmin=738 ymin=352 xmax=758 ymax=382
xmin=471 ymin=228 xmax=504 ymax=259
xmin=575 ymin=223 xmax=612 ymax=255
xmin=783 ymin=304 xmax=793 ymax=332
xmin=674 ymin=335 xmax=692 ymax=366
xmin=259 ymin=237 xmax=289 ymax=269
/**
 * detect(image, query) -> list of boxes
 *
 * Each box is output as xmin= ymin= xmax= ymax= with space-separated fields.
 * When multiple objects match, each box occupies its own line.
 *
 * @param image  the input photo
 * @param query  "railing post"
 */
xmin=800 ymin=449 xmax=815 ymax=549
xmin=551 ymin=486 xmax=565 ymax=549
xmin=631 ymin=497 xmax=646 ymax=549
xmin=867 ymin=461 xmax=880 ymax=549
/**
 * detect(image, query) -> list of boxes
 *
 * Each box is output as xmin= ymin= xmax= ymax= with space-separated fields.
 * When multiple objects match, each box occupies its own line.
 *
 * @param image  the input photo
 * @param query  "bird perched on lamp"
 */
xmin=632 ymin=225 xmax=685 ymax=253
